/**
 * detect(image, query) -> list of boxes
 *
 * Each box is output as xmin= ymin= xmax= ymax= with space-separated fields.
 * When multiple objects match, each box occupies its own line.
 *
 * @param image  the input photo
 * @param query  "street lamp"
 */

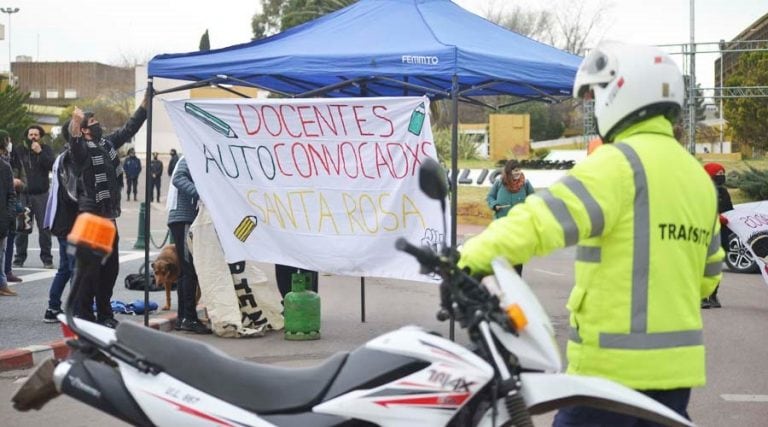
xmin=1 ymin=7 xmax=19 ymax=87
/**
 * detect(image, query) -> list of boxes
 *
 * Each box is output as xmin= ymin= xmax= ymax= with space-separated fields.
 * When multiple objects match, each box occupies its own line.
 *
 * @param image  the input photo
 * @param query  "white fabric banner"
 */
xmin=723 ymin=209 xmax=768 ymax=286
xmin=164 ymin=96 xmax=446 ymax=282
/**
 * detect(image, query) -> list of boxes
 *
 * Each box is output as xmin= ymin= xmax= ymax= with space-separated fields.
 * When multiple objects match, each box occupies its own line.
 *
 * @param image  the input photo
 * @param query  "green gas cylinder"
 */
xmin=284 ymin=271 xmax=321 ymax=340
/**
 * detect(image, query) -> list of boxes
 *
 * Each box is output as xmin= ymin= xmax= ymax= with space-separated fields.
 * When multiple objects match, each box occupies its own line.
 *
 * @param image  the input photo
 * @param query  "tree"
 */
xmin=251 ymin=0 xmax=356 ymax=39
xmin=483 ymin=0 xmax=609 ymax=55
xmin=199 ymin=29 xmax=211 ymax=51
xmin=723 ymin=52 xmax=768 ymax=152
xmin=0 ymin=85 xmax=34 ymax=143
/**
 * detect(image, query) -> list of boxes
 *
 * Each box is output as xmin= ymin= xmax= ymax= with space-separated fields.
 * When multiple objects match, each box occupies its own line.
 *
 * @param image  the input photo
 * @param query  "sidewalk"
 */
xmin=0 ymin=222 xmax=487 ymax=373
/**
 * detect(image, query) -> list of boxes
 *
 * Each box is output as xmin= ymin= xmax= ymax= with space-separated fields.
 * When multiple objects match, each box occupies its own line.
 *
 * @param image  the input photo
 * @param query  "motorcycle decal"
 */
xmin=366 ymin=388 xmax=444 ymax=397
xmin=145 ymin=391 xmax=254 ymax=427
xmin=396 ymin=380 xmax=440 ymax=389
xmin=418 ymin=339 xmax=477 ymax=367
xmin=427 ymin=369 xmax=475 ymax=392
xmin=372 ymin=392 xmax=471 ymax=409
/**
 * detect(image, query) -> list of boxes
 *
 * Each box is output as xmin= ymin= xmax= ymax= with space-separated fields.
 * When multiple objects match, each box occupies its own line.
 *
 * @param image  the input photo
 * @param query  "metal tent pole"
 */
xmin=449 ymin=74 xmax=459 ymax=341
xmin=143 ymin=79 xmax=154 ymax=327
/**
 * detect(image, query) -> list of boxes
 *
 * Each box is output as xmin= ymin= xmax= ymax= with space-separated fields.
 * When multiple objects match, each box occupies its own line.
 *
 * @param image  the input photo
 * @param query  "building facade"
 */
xmin=714 ymin=11 xmax=768 ymax=89
xmin=11 ymin=61 xmax=134 ymax=107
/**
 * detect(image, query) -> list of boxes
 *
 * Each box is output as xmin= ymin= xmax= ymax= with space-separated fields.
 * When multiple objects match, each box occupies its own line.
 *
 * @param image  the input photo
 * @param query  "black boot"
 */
xmin=701 ymin=298 xmax=711 ymax=309
xmin=710 ymin=286 xmax=721 ymax=308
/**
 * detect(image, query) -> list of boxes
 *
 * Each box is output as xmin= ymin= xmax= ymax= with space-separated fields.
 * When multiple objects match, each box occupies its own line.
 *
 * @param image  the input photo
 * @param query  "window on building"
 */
xmin=46 ymin=89 xmax=59 ymax=99
xmin=29 ymin=90 xmax=40 ymax=99
xmin=64 ymin=89 xmax=77 ymax=99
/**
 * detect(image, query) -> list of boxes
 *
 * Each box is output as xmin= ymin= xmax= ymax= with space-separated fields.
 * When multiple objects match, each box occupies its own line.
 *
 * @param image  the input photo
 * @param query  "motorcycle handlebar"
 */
xmin=395 ymin=237 xmax=440 ymax=270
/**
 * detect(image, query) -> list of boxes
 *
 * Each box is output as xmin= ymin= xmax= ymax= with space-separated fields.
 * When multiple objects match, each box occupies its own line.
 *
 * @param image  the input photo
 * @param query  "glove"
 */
xmin=719 ymin=214 xmax=728 ymax=225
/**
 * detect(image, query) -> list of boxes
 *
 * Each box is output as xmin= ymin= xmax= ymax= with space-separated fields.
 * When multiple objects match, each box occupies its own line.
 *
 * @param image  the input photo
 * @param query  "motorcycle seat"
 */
xmin=115 ymin=321 xmax=349 ymax=414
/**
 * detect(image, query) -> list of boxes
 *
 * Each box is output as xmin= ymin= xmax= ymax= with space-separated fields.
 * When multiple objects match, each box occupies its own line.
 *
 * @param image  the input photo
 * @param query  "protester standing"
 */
xmin=13 ymin=125 xmax=54 ymax=269
xmin=459 ymin=41 xmax=722 ymax=425
xmin=168 ymin=149 xmax=179 ymax=177
xmin=701 ymin=162 xmax=733 ymax=309
xmin=0 ymin=131 xmax=19 ymax=296
xmin=0 ymin=130 xmax=25 ymax=284
xmin=150 ymin=152 xmax=163 ymax=202
xmin=66 ymin=93 xmax=148 ymax=327
xmin=123 ymin=148 xmax=141 ymax=201
xmin=486 ymin=159 xmax=534 ymax=275
xmin=168 ymin=157 xmax=211 ymax=334
xmin=42 ymin=129 xmax=79 ymax=321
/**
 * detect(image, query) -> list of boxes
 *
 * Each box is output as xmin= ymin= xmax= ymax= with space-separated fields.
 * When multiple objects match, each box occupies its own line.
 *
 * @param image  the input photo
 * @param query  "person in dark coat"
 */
xmin=702 ymin=162 xmax=733 ymax=309
xmin=0 ymin=130 xmax=25 ymax=284
xmin=150 ymin=152 xmax=163 ymax=202
xmin=66 ymin=93 xmax=148 ymax=328
xmin=123 ymin=148 xmax=142 ymax=201
xmin=167 ymin=149 xmax=179 ymax=177
xmin=13 ymin=125 xmax=55 ymax=268
xmin=0 ymin=130 xmax=18 ymax=296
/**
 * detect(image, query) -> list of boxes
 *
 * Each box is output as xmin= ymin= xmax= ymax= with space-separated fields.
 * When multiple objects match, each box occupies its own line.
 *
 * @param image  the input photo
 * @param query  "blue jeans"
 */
xmin=4 ymin=231 xmax=14 ymax=274
xmin=0 ymin=236 xmax=6 ymax=285
xmin=48 ymin=237 xmax=76 ymax=311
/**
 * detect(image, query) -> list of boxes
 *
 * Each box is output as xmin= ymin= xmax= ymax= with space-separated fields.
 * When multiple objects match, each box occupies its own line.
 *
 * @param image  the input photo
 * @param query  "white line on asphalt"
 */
xmin=9 ymin=251 xmax=158 ymax=285
xmin=721 ymin=394 xmax=768 ymax=402
xmin=533 ymin=269 xmax=566 ymax=277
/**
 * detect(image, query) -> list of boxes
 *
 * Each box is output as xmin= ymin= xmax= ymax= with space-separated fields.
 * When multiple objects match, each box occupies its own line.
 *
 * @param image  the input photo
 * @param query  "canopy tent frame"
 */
xmin=140 ymin=0 xmax=580 ymax=337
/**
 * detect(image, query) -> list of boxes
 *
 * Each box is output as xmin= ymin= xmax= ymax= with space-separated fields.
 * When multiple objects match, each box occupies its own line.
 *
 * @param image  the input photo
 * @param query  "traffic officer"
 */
xmin=458 ymin=41 xmax=723 ymax=425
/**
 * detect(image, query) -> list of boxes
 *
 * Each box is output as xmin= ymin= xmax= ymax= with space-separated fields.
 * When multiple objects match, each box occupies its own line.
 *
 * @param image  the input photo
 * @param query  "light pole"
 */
xmin=1 ymin=7 xmax=19 ymax=86
xmin=719 ymin=39 xmax=726 ymax=153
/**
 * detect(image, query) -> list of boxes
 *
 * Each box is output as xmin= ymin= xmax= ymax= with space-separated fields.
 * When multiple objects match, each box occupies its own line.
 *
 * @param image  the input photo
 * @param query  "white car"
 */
xmin=724 ymin=200 xmax=768 ymax=274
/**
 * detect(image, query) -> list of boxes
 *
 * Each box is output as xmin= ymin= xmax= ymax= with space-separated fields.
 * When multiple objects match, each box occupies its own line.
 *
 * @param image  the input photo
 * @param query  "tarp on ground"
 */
xmin=148 ymin=0 xmax=581 ymax=99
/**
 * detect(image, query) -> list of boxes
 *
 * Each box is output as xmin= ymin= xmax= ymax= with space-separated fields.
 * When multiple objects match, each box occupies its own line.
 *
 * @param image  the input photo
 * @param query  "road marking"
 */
xmin=721 ymin=394 xmax=768 ymax=402
xmin=9 ymin=251 xmax=158 ymax=285
xmin=533 ymin=269 xmax=565 ymax=277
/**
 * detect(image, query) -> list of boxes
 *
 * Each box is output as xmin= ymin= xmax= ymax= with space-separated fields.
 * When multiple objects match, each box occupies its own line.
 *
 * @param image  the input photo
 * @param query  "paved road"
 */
xmin=2 ymin=242 xmax=768 ymax=426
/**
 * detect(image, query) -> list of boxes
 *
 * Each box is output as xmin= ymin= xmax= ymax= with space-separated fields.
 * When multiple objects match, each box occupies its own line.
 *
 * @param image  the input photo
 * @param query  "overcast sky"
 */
xmin=1 ymin=0 xmax=765 ymax=93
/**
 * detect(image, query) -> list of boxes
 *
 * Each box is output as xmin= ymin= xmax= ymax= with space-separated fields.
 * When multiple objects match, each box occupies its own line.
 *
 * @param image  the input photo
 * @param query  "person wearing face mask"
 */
xmin=0 ymin=130 xmax=21 ymax=296
xmin=701 ymin=162 xmax=732 ymax=309
xmin=64 ymin=92 xmax=149 ymax=328
xmin=0 ymin=131 xmax=25 ymax=285
xmin=13 ymin=125 xmax=54 ymax=269
xmin=486 ymin=159 xmax=534 ymax=275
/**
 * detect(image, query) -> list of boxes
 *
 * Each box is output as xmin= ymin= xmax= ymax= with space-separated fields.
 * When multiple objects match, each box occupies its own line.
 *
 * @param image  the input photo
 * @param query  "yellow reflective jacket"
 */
xmin=459 ymin=116 xmax=722 ymax=390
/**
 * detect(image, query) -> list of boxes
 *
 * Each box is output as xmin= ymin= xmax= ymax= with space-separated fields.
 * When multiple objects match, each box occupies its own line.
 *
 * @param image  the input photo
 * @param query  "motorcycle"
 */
xmin=12 ymin=159 xmax=693 ymax=426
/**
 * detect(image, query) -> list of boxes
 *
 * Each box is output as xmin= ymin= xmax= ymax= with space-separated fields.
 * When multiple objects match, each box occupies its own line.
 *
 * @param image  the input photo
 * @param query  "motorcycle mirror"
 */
xmin=419 ymin=158 xmax=448 ymax=201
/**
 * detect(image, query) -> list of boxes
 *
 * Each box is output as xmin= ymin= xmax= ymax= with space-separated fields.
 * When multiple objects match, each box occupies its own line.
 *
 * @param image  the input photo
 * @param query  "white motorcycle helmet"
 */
xmin=573 ymin=41 xmax=684 ymax=142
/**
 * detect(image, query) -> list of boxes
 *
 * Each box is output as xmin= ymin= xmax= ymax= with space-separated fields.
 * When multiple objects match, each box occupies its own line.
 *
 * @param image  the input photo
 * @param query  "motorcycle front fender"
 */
xmin=519 ymin=373 xmax=694 ymax=427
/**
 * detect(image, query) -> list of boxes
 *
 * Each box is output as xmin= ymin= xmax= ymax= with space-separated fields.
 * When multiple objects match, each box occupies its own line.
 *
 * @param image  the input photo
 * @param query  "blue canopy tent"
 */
xmin=142 ymin=0 xmax=581 ymax=329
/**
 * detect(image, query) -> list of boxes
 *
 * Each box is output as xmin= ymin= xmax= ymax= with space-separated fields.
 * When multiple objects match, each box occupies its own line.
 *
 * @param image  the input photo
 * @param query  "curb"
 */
xmin=0 ymin=313 xmax=179 ymax=373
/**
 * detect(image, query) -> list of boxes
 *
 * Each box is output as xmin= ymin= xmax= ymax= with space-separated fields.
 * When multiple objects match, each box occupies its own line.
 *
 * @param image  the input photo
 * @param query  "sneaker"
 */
xmin=0 ymin=287 xmax=17 ymax=296
xmin=12 ymin=261 xmax=23 ymax=268
xmin=710 ymin=295 xmax=722 ymax=308
xmin=43 ymin=262 xmax=55 ymax=270
xmin=99 ymin=318 xmax=120 ymax=329
xmin=43 ymin=308 xmax=62 ymax=323
xmin=6 ymin=272 xmax=22 ymax=282
xmin=701 ymin=298 xmax=711 ymax=309
xmin=179 ymin=319 xmax=212 ymax=335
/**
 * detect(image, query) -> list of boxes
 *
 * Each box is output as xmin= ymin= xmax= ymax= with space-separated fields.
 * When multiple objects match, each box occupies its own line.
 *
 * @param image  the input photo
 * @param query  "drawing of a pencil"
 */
xmin=184 ymin=102 xmax=238 ymax=138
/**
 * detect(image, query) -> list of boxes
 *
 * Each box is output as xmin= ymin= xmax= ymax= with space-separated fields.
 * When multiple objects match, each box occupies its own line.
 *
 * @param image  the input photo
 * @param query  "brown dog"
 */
xmin=152 ymin=245 xmax=180 ymax=311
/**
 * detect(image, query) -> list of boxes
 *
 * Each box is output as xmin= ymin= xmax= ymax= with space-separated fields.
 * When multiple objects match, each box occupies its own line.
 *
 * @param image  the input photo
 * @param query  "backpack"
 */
xmin=124 ymin=264 xmax=165 ymax=292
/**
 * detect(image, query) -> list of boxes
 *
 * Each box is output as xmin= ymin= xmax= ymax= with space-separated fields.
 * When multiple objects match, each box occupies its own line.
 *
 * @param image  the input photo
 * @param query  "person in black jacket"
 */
xmin=66 ymin=93 xmax=148 ymax=328
xmin=13 ymin=125 xmax=54 ymax=269
xmin=167 ymin=149 xmax=179 ymax=177
xmin=150 ymin=152 xmax=163 ymax=202
xmin=702 ymin=162 xmax=733 ymax=309
xmin=0 ymin=131 xmax=18 ymax=296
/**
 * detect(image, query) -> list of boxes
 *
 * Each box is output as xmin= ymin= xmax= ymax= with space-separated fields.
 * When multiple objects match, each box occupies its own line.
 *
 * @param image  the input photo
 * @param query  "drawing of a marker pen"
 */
xmin=184 ymin=102 xmax=238 ymax=138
